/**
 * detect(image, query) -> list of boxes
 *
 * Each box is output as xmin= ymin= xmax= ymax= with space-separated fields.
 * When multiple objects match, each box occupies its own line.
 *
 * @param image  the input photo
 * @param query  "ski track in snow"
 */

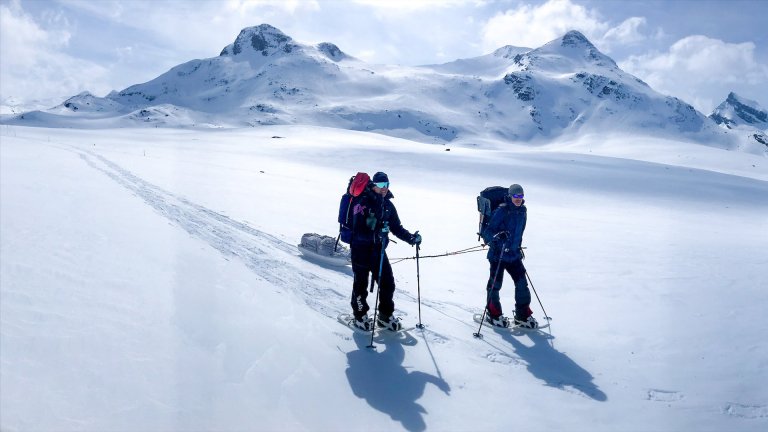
xmin=75 ymin=148 xmax=348 ymax=319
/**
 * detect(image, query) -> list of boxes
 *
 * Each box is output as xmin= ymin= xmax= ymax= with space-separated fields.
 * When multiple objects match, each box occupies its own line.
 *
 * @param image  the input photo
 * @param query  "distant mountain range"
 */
xmin=5 ymin=24 xmax=766 ymax=153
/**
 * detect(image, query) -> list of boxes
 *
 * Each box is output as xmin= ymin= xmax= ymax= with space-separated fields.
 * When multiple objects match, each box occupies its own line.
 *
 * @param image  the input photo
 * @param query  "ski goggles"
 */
xmin=511 ymin=194 xmax=524 ymax=199
xmin=374 ymin=181 xmax=389 ymax=188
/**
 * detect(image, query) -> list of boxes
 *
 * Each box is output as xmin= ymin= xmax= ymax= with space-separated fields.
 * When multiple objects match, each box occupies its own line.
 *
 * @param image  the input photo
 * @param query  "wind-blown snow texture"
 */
xmin=4 ymin=24 xmax=765 ymax=154
xmin=1 ymin=124 xmax=767 ymax=431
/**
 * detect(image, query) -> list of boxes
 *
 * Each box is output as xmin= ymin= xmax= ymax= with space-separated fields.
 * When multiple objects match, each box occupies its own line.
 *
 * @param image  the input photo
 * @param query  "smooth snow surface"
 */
xmin=1 ymin=125 xmax=767 ymax=431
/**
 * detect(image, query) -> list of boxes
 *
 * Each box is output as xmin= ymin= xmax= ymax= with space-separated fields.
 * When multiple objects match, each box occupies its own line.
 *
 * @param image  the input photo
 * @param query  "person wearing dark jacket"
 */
xmin=480 ymin=183 xmax=538 ymax=329
xmin=349 ymin=172 xmax=421 ymax=331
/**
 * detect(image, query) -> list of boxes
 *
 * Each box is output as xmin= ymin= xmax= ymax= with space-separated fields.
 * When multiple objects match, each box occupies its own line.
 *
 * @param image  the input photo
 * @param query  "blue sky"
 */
xmin=1 ymin=0 xmax=766 ymax=113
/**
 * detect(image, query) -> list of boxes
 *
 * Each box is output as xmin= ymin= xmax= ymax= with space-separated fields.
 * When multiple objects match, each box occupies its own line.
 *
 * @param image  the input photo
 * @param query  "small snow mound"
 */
xmin=723 ymin=403 xmax=768 ymax=419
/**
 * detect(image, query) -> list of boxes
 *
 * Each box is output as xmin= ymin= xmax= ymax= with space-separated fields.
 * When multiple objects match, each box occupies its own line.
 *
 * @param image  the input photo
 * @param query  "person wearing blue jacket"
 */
xmin=480 ymin=183 xmax=538 ymax=329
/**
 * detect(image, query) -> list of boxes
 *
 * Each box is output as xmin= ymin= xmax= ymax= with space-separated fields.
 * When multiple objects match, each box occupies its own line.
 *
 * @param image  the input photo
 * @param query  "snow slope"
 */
xmin=1 ymin=125 xmax=767 ymax=431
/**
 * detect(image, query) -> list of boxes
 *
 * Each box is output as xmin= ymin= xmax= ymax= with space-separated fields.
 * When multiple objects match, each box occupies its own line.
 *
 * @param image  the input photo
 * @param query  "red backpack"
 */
xmin=337 ymin=172 xmax=370 ymax=244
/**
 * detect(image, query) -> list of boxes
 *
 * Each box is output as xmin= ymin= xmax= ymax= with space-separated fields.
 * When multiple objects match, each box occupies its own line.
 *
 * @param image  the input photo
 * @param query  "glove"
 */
xmin=381 ymin=224 xmax=390 ymax=234
xmin=493 ymin=231 xmax=508 ymax=242
xmin=365 ymin=213 xmax=377 ymax=230
xmin=409 ymin=232 xmax=422 ymax=246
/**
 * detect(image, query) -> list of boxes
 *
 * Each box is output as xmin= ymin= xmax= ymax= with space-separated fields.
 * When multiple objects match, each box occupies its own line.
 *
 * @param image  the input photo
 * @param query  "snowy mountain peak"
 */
xmin=520 ymin=30 xmax=617 ymax=71
xmin=710 ymin=92 xmax=767 ymax=128
xmin=709 ymin=92 xmax=768 ymax=147
xmin=219 ymin=24 xmax=298 ymax=57
xmin=316 ymin=42 xmax=349 ymax=62
xmin=561 ymin=30 xmax=595 ymax=49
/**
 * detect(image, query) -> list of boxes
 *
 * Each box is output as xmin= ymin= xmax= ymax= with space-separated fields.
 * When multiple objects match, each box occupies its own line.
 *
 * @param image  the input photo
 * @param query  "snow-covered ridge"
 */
xmin=2 ymin=24 xmax=765 ymax=154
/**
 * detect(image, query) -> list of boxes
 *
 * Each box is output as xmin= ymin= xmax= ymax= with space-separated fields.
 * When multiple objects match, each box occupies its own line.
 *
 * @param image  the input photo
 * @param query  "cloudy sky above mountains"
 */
xmin=1 ymin=0 xmax=766 ymax=114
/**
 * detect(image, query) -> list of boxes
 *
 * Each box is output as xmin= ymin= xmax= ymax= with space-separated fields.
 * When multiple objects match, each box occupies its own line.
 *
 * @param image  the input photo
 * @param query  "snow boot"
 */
xmin=376 ymin=315 xmax=402 ymax=331
xmin=514 ymin=314 xmax=539 ymax=329
xmin=353 ymin=315 xmax=373 ymax=331
xmin=486 ymin=314 xmax=510 ymax=328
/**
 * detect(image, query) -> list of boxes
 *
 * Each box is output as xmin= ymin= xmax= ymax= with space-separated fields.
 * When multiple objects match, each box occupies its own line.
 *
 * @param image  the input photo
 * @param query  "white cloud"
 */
xmin=621 ymin=35 xmax=768 ymax=112
xmin=0 ymin=0 xmax=110 ymax=105
xmin=54 ymin=0 xmax=124 ymax=19
xmin=481 ymin=0 xmax=608 ymax=50
xmin=480 ymin=0 xmax=654 ymax=54
xmin=352 ymin=0 xmax=473 ymax=12
xmin=1 ymin=2 xmax=47 ymax=65
xmin=601 ymin=16 xmax=646 ymax=50
xmin=225 ymin=0 xmax=320 ymax=14
xmin=56 ymin=0 xmax=324 ymax=64
xmin=356 ymin=49 xmax=378 ymax=62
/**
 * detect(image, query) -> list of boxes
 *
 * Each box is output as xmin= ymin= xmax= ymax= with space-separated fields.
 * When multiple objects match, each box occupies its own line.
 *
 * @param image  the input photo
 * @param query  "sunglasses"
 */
xmin=374 ymin=181 xmax=389 ymax=188
xmin=511 ymin=194 xmax=524 ymax=199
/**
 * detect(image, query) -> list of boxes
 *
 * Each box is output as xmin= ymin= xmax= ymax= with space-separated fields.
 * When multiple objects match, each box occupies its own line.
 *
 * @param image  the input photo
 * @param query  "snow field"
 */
xmin=1 ymin=125 xmax=767 ymax=431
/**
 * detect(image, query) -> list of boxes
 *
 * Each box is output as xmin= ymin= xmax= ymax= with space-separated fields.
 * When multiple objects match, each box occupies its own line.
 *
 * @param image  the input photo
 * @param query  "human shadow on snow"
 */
xmin=345 ymin=332 xmax=450 ymax=432
xmin=500 ymin=330 xmax=607 ymax=401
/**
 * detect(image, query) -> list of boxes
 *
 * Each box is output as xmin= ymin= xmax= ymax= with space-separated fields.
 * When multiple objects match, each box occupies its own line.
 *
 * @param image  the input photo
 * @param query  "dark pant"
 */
xmin=351 ymin=243 xmax=396 ymax=319
xmin=485 ymin=259 xmax=532 ymax=319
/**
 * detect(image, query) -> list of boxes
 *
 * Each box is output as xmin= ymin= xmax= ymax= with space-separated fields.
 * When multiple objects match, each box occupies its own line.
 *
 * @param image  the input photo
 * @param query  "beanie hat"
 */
xmin=372 ymin=172 xmax=389 ymax=183
xmin=508 ymin=184 xmax=524 ymax=196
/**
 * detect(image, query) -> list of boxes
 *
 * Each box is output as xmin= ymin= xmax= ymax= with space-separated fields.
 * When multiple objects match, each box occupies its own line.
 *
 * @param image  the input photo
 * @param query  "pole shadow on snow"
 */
xmin=345 ymin=332 xmax=450 ymax=432
xmin=500 ymin=330 xmax=607 ymax=401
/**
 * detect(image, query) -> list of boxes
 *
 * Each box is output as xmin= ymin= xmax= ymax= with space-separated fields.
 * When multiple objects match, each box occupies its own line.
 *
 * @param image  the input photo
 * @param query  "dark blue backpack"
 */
xmin=476 ymin=186 xmax=508 ymax=241
xmin=337 ymin=172 xmax=370 ymax=245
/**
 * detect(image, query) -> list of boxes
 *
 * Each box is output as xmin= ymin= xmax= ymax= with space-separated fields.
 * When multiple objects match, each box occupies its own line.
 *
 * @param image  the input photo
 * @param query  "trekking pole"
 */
xmin=473 ymin=258 xmax=504 ymax=339
xmin=525 ymin=269 xmax=552 ymax=321
xmin=473 ymin=232 xmax=508 ymax=339
xmin=415 ymin=235 xmax=424 ymax=329
xmin=368 ymin=227 xmax=389 ymax=349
